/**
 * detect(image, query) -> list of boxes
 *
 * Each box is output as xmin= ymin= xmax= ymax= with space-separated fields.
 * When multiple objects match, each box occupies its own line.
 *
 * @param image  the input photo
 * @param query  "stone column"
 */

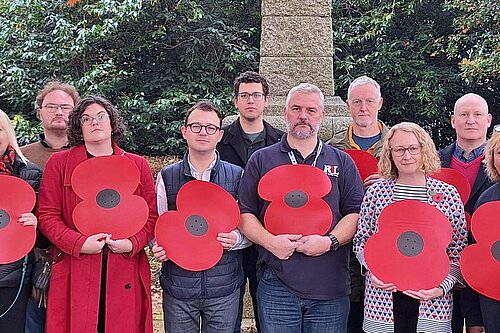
xmin=259 ymin=0 xmax=350 ymax=140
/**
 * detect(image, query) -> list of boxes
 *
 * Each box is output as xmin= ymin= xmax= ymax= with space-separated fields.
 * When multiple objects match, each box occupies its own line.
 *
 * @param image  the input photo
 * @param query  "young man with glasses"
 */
xmin=21 ymin=81 xmax=79 ymax=170
xmin=21 ymin=81 xmax=79 ymax=333
xmin=438 ymin=93 xmax=493 ymax=333
xmin=153 ymin=101 xmax=250 ymax=333
xmin=217 ymin=71 xmax=283 ymax=333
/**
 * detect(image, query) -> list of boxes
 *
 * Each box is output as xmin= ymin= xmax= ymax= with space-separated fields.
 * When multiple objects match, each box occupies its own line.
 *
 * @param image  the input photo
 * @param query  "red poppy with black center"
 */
xmin=0 ymin=175 xmax=36 ymax=264
xmin=461 ymin=201 xmax=500 ymax=301
xmin=155 ymin=180 xmax=240 ymax=271
xmin=258 ymin=164 xmax=332 ymax=236
xmin=345 ymin=149 xmax=378 ymax=181
xmin=71 ymin=156 xmax=149 ymax=239
xmin=364 ymin=200 xmax=453 ymax=291
xmin=431 ymin=168 xmax=471 ymax=204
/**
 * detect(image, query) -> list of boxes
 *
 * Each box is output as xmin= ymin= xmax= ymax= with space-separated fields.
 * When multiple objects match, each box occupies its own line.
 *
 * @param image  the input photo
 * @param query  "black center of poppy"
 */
xmin=284 ymin=190 xmax=308 ymax=208
xmin=0 ymin=209 xmax=10 ymax=230
xmin=397 ymin=231 xmax=424 ymax=257
xmin=185 ymin=215 xmax=208 ymax=236
xmin=96 ymin=189 xmax=121 ymax=209
xmin=492 ymin=240 xmax=500 ymax=262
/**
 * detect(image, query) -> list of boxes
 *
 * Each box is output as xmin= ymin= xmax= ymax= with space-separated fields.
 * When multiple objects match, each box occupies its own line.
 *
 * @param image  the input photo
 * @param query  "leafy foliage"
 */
xmin=0 ymin=0 xmax=260 ymax=155
xmin=332 ymin=0 xmax=499 ymax=148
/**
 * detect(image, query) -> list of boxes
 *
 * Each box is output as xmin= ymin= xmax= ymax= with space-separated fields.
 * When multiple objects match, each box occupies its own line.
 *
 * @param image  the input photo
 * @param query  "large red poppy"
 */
xmin=461 ymin=201 xmax=500 ymax=301
xmin=0 ymin=175 xmax=36 ymax=264
xmin=258 ymin=164 xmax=332 ymax=236
xmin=155 ymin=180 xmax=240 ymax=271
xmin=364 ymin=200 xmax=453 ymax=291
xmin=71 ymin=156 xmax=149 ymax=239
xmin=344 ymin=149 xmax=378 ymax=181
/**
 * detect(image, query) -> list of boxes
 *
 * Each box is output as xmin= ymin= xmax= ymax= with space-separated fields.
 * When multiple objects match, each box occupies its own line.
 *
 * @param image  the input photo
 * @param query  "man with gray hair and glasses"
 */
xmin=238 ymin=83 xmax=364 ymax=333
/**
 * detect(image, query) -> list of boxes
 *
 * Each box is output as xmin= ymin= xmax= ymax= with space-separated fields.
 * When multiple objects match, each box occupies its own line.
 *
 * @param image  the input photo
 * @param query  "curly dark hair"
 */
xmin=68 ymin=95 xmax=126 ymax=146
xmin=184 ymin=101 xmax=223 ymax=128
xmin=233 ymin=71 xmax=269 ymax=96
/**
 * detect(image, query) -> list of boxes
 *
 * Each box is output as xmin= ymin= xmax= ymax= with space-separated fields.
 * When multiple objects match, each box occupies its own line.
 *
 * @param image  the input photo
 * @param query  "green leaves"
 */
xmin=0 ymin=0 xmax=260 ymax=156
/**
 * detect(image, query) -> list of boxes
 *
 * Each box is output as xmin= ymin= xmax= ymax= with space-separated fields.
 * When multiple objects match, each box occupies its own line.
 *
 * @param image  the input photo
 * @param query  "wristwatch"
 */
xmin=326 ymin=234 xmax=340 ymax=251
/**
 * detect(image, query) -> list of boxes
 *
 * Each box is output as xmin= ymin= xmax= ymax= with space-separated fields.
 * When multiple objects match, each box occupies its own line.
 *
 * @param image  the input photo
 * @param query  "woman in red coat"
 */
xmin=37 ymin=96 xmax=158 ymax=333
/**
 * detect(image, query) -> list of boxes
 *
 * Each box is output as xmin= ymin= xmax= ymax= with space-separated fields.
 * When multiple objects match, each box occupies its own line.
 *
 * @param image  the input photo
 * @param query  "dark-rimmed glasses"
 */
xmin=186 ymin=123 xmax=220 ymax=135
xmin=237 ymin=92 xmax=265 ymax=101
xmin=390 ymin=145 xmax=422 ymax=157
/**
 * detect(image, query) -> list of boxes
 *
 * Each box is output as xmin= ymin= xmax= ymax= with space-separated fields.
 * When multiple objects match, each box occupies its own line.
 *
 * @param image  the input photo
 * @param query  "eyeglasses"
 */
xmin=390 ymin=145 xmax=422 ymax=157
xmin=42 ymin=103 xmax=74 ymax=113
xmin=237 ymin=92 xmax=265 ymax=101
xmin=186 ymin=123 xmax=220 ymax=135
xmin=80 ymin=112 xmax=110 ymax=126
xmin=494 ymin=124 xmax=500 ymax=132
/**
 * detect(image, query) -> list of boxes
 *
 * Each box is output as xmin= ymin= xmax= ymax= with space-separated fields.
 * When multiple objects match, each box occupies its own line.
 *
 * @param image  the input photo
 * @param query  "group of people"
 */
xmin=0 ymin=72 xmax=498 ymax=333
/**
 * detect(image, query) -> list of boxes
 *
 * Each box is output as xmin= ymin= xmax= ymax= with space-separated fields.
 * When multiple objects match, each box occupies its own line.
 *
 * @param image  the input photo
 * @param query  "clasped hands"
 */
xmin=268 ymin=234 xmax=331 ymax=260
xmin=81 ymin=233 xmax=133 ymax=255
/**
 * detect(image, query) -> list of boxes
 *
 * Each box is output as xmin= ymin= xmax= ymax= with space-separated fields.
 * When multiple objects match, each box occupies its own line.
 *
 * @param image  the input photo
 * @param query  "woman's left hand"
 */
xmin=18 ymin=213 xmax=37 ymax=227
xmin=105 ymin=235 xmax=133 ymax=254
xmin=403 ymin=287 xmax=444 ymax=300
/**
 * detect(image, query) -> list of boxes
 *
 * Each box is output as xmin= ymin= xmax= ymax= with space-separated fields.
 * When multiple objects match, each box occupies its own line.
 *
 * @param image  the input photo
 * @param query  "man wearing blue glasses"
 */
xmin=217 ymin=71 xmax=284 ymax=333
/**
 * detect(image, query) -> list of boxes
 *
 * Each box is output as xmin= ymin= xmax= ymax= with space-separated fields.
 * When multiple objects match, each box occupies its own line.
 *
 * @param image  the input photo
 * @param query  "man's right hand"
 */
xmin=152 ymin=243 xmax=169 ymax=262
xmin=267 ymin=234 xmax=302 ymax=260
xmin=363 ymin=173 xmax=384 ymax=188
xmin=80 ymin=233 xmax=108 ymax=254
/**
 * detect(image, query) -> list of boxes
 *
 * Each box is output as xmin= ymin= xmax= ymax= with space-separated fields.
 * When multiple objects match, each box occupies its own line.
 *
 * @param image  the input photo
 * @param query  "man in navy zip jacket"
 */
xmin=438 ymin=93 xmax=492 ymax=333
xmin=153 ymin=101 xmax=250 ymax=333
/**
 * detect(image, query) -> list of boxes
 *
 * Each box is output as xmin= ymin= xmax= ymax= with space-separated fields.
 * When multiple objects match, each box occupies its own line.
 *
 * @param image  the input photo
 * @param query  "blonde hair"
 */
xmin=378 ymin=122 xmax=440 ymax=179
xmin=0 ymin=110 xmax=28 ymax=164
xmin=484 ymin=132 xmax=500 ymax=181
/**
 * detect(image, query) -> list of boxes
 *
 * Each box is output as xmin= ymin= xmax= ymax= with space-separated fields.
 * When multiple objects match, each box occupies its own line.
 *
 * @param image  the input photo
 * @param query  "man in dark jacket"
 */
xmin=217 ymin=71 xmax=283 ymax=333
xmin=438 ymin=93 xmax=492 ymax=333
xmin=153 ymin=101 xmax=250 ymax=333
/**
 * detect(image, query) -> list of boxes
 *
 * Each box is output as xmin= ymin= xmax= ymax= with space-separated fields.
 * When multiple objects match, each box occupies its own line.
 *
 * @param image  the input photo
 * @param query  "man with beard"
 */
xmin=217 ymin=71 xmax=283 ymax=333
xmin=238 ymin=83 xmax=364 ymax=333
xmin=21 ymin=81 xmax=79 ymax=333
xmin=21 ymin=81 xmax=79 ymax=170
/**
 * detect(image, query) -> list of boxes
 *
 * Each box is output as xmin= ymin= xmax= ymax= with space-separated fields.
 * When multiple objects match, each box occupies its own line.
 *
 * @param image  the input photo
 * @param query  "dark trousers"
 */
xmin=393 ymin=291 xmax=419 ymax=333
xmin=0 ymin=285 xmax=30 ymax=333
xmin=348 ymin=298 xmax=365 ymax=333
xmin=479 ymin=294 xmax=500 ymax=333
xmin=234 ymin=245 xmax=260 ymax=333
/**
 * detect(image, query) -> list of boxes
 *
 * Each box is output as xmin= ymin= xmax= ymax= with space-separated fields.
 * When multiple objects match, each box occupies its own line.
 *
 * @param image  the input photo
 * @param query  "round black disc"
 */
xmin=96 ymin=189 xmax=121 ymax=209
xmin=0 ymin=209 xmax=10 ymax=230
xmin=185 ymin=215 xmax=208 ymax=236
xmin=397 ymin=231 xmax=424 ymax=257
xmin=492 ymin=240 xmax=500 ymax=262
xmin=284 ymin=190 xmax=308 ymax=208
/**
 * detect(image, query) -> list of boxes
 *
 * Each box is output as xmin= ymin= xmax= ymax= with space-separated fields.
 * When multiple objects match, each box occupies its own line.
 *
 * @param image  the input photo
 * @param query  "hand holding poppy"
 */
xmin=155 ymin=180 xmax=240 ymax=271
xmin=80 ymin=233 xmax=109 ymax=255
xmin=71 ymin=156 xmax=149 ymax=239
xmin=364 ymin=200 xmax=453 ymax=291
xmin=18 ymin=212 xmax=37 ymax=227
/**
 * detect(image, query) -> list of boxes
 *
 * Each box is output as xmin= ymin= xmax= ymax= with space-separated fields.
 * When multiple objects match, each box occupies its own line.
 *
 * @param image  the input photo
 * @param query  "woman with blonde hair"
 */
xmin=468 ymin=131 xmax=500 ymax=332
xmin=353 ymin=122 xmax=468 ymax=333
xmin=0 ymin=110 xmax=42 ymax=333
